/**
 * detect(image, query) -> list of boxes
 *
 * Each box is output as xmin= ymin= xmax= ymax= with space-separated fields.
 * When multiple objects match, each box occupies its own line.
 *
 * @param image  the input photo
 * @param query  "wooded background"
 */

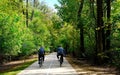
xmin=0 ymin=0 xmax=120 ymax=68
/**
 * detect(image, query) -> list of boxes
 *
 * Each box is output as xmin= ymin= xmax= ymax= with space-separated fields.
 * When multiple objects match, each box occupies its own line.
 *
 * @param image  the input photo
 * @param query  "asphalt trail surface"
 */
xmin=17 ymin=52 xmax=78 ymax=75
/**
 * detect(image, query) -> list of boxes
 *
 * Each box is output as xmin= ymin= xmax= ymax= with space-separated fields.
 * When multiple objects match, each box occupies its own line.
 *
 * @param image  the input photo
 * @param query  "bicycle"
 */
xmin=38 ymin=57 xmax=43 ymax=67
xmin=59 ymin=54 xmax=63 ymax=67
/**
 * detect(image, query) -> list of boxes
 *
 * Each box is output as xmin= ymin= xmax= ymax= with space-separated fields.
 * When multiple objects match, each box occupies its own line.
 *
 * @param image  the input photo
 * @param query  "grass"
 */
xmin=0 ymin=58 xmax=37 ymax=75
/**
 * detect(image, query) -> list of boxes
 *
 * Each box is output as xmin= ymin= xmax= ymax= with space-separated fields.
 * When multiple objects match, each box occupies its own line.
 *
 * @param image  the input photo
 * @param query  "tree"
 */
xmin=55 ymin=0 xmax=86 ymax=57
xmin=95 ymin=0 xmax=104 ymax=64
xmin=106 ymin=0 xmax=111 ymax=50
xmin=30 ymin=0 xmax=39 ymax=20
xmin=77 ymin=0 xmax=85 ymax=55
xmin=26 ymin=0 xmax=29 ymax=27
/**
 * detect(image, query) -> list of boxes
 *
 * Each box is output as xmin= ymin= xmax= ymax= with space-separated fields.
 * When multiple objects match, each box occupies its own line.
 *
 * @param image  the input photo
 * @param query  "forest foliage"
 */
xmin=0 ymin=0 xmax=120 ymax=68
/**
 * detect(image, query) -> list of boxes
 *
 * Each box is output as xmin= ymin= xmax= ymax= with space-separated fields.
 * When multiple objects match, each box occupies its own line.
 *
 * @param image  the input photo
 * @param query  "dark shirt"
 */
xmin=39 ymin=47 xmax=45 ymax=54
xmin=57 ymin=47 xmax=64 ymax=54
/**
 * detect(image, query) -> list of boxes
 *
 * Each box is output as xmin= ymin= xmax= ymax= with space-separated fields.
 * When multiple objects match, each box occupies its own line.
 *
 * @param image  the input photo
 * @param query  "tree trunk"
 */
xmin=96 ymin=0 xmax=104 ymax=64
xmin=26 ymin=0 xmax=28 ymax=27
xmin=30 ymin=0 xmax=36 ymax=20
xmin=77 ymin=0 xmax=85 ymax=57
xmin=106 ymin=0 xmax=111 ymax=50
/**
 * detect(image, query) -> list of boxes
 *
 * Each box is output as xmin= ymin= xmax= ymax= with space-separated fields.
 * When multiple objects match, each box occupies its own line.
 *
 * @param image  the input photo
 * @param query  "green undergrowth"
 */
xmin=0 ymin=58 xmax=37 ymax=75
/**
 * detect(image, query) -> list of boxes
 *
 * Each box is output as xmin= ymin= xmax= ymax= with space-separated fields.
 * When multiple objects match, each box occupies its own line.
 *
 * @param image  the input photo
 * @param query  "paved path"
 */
xmin=17 ymin=52 xmax=78 ymax=75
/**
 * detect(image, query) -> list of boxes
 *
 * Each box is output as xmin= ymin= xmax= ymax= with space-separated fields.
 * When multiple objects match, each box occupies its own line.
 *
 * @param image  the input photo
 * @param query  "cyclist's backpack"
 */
xmin=39 ymin=47 xmax=44 ymax=54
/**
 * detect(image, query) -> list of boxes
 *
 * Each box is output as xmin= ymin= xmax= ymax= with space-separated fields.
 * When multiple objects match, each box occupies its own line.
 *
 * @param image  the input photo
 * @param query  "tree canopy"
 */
xmin=0 ymin=0 xmax=120 ymax=68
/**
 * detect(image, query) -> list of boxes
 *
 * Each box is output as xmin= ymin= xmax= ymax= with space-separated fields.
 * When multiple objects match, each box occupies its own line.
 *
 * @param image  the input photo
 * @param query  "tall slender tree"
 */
xmin=30 ymin=0 xmax=39 ymax=20
xmin=106 ymin=0 xmax=111 ymax=50
xmin=96 ymin=0 xmax=104 ymax=64
xmin=77 ymin=0 xmax=85 ymax=55
xmin=26 ymin=0 xmax=29 ymax=27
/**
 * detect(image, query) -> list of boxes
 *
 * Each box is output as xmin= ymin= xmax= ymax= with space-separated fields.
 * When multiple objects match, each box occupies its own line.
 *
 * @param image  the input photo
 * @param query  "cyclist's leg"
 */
xmin=38 ymin=54 xmax=41 ymax=64
xmin=61 ymin=54 xmax=63 ymax=62
xmin=39 ymin=55 xmax=43 ymax=67
xmin=43 ymin=54 xmax=44 ymax=61
xmin=59 ymin=54 xmax=63 ymax=67
xmin=57 ymin=53 xmax=60 ymax=59
xmin=57 ymin=53 xmax=59 ymax=59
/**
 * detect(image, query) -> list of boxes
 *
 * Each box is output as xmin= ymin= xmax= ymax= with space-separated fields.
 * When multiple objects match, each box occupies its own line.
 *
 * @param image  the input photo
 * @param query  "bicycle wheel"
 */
xmin=60 ymin=56 xmax=62 ymax=67
xmin=39 ymin=57 xmax=43 ymax=67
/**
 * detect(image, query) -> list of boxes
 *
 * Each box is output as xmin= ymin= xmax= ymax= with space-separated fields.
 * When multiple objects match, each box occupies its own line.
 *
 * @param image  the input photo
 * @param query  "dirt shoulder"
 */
xmin=0 ymin=55 xmax=37 ymax=72
xmin=66 ymin=55 xmax=119 ymax=75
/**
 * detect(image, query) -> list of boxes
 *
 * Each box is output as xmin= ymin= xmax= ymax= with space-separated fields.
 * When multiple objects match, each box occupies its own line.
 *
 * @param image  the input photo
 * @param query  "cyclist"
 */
xmin=38 ymin=46 xmax=45 ymax=64
xmin=57 ymin=45 xmax=65 ymax=62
